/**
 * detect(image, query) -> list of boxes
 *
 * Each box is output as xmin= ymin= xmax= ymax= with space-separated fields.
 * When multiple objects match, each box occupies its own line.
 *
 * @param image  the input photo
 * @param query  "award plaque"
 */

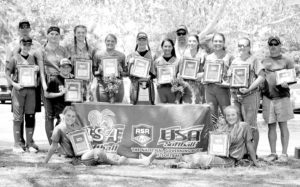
xmin=130 ymin=57 xmax=151 ymax=78
xmin=102 ymin=58 xmax=119 ymax=77
xmin=230 ymin=64 xmax=250 ymax=88
xmin=208 ymin=132 xmax=230 ymax=157
xmin=65 ymin=79 xmax=83 ymax=102
xmin=181 ymin=59 xmax=199 ymax=80
xmin=157 ymin=65 xmax=176 ymax=84
xmin=67 ymin=129 xmax=92 ymax=156
xmin=18 ymin=65 xmax=37 ymax=87
xmin=275 ymin=68 xmax=297 ymax=85
xmin=203 ymin=63 xmax=223 ymax=83
xmin=75 ymin=60 xmax=92 ymax=80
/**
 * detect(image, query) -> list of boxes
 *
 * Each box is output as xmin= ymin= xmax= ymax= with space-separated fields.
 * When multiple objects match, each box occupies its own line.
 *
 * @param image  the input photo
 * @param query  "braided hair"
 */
xmin=74 ymin=25 xmax=89 ymax=54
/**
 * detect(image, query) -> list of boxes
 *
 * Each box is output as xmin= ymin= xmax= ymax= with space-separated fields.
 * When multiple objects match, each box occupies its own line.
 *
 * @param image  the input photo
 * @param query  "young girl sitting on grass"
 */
xmin=44 ymin=106 xmax=156 ymax=165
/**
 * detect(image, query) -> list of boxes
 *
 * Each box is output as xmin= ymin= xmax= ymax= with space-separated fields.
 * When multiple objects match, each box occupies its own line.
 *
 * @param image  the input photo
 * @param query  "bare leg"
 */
xmin=177 ymin=152 xmax=211 ymax=168
xmin=120 ymin=151 xmax=156 ymax=166
xmin=268 ymin=123 xmax=277 ymax=154
xmin=252 ymin=128 xmax=259 ymax=153
xmin=278 ymin=121 xmax=289 ymax=155
xmin=81 ymin=148 xmax=107 ymax=161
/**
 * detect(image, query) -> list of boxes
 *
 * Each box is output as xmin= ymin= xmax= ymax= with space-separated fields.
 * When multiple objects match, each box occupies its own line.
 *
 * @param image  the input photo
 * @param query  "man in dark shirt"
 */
xmin=240 ymin=36 xmax=294 ymax=163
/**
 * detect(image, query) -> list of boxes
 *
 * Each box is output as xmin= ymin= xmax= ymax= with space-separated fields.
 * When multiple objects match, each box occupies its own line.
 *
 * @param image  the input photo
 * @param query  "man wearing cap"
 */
xmin=43 ymin=58 xmax=73 ymax=142
xmin=175 ymin=25 xmax=189 ymax=59
xmin=6 ymin=37 xmax=40 ymax=153
xmin=240 ymin=36 xmax=294 ymax=163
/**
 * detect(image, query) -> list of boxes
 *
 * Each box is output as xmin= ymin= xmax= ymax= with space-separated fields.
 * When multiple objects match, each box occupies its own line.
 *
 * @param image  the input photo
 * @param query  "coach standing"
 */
xmin=240 ymin=36 xmax=294 ymax=164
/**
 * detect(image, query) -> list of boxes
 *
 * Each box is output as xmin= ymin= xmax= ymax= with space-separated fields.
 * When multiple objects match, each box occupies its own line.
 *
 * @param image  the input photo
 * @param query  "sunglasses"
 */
xmin=19 ymin=25 xmax=30 ymax=29
xmin=22 ymin=43 xmax=32 ymax=47
xmin=177 ymin=32 xmax=186 ymax=36
xmin=238 ymin=44 xmax=249 ymax=48
xmin=269 ymin=42 xmax=280 ymax=46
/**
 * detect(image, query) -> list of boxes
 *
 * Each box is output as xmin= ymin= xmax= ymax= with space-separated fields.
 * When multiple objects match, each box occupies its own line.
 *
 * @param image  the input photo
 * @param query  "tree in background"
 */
xmin=1 ymin=0 xmax=300 ymax=65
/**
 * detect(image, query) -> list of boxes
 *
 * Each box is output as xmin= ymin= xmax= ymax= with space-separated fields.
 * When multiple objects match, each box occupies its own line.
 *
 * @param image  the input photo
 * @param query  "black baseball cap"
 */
xmin=47 ymin=26 xmax=60 ymax=34
xmin=176 ymin=25 xmax=188 ymax=33
xmin=19 ymin=19 xmax=30 ymax=29
xmin=268 ymin=36 xmax=281 ymax=45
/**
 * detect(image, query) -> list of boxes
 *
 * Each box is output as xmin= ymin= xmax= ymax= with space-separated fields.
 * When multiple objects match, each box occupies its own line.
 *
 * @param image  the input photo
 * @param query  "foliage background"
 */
xmin=1 ymin=0 xmax=300 ymax=64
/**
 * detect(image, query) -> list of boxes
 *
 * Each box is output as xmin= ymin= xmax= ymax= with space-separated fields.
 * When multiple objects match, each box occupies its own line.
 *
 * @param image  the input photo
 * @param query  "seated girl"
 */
xmin=44 ymin=106 xmax=156 ymax=165
xmin=169 ymin=105 xmax=259 ymax=168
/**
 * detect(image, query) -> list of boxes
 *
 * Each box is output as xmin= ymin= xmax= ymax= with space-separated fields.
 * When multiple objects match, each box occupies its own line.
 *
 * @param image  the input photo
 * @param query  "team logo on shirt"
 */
xmin=131 ymin=124 xmax=153 ymax=146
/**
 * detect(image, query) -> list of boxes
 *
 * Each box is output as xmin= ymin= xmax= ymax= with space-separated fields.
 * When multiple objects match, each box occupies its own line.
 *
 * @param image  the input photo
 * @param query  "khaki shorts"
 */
xmin=262 ymin=96 xmax=294 ymax=124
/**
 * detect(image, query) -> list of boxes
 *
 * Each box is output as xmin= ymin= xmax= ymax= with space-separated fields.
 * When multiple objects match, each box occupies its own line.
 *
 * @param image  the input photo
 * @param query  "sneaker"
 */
xmin=263 ymin=153 xmax=278 ymax=162
xmin=13 ymin=144 xmax=25 ymax=153
xmin=275 ymin=154 xmax=288 ymax=164
xmin=27 ymin=143 xmax=39 ymax=153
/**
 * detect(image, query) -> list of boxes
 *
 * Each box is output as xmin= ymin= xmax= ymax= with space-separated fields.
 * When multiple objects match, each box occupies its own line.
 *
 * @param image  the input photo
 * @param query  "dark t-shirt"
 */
xmin=163 ymin=56 xmax=173 ymax=62
xmin=138 ymin=50 xmax=148 ymax=57
xmin=259 ymin=55 xmax=294 ymax=99
xmin=46 ymin=75 xmax=71 ymax=115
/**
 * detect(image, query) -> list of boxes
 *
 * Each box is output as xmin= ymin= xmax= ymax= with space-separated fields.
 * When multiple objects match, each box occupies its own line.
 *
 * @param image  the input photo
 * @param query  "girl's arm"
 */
xmin=44 ymin=142 xmax=59 ymax=163
xmin=239 ymin=75 xmax=265 ymax=94
xmin=44 ymin=86 xmax=66 ymax=98
xmin=246 ymin=140 xmax=260 ymax=167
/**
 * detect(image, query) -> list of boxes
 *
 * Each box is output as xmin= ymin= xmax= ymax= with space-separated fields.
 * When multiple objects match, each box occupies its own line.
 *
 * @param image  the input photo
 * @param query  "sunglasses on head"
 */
xmin=238 ymin=44 xmax=249 ymax=48
xmin=177 ymin=32 xmax=186 ymax=36
xmin=269 ymin=42 xmax=280 ymax=46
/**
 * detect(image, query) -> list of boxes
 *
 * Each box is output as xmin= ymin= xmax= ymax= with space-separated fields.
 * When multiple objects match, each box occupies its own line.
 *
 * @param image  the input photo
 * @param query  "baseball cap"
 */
xmin=20 ymin=37 xmax=33 ymax=45
xmin=137 ymin=32 xmax=148 ymax=40
xmin=176 ymin=25 xmax=188 ymax=33
xmin=47 ymin=26 xmax=60 ymax=34
xmin=19 ymin=19 xmax=30 ymax=29
xmin=59 ymin=58 xmax=72 ymax=67
xmin=268 ymin=36 xmax=281 ymax=45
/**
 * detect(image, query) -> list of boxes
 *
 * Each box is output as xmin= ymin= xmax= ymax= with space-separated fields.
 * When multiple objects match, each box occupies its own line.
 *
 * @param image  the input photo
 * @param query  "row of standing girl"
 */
xmin=7 ymin=21 xmax=261 ymax=156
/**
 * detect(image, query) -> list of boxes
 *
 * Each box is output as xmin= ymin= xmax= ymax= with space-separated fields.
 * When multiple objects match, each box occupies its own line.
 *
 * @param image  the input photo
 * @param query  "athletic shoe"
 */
xmin=27 ymin=143 xmax=39 ymax=153
xmin=275 ymin=154 xmax=288 ymax=164
xmin=13 ymin=144 xmax=25 ymax=153
xmin=262 ymin=153 xmax=278 ymax=162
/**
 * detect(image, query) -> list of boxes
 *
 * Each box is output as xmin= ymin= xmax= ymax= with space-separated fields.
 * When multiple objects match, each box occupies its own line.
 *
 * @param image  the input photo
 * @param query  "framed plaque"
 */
xmin=208 ymin=132 xmax=230 ymax=157
xmin=67 ymin=129 xmax=93 ymax=156
xmin=130 ymin=57 xmax=151 ymax=78
xmin=275 ymin=68 xmax=297 ymax=85
xmin=203 ymin=63 xmax=223 ymax=83
xmin=75 ymin=60 xmax=92 ymax=80
xmin=65 ymin=79 xmax=83 ymax=102
xmin=181 ymin=59 xmax=199 ymax=80
xmin=230 ymin=64 xmax=250 ymax=88
xmin=18 ymin=65 xmax=37 ymax=87
xmin=102 ymin=58 xmax=119 ymax=77
xmin=157 ymin=65 xmax=176 ymax=84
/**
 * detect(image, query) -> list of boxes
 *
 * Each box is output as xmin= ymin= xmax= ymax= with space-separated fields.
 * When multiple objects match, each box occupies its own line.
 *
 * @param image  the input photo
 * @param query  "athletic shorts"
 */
xmin=262 ymin=96 xmax=294 ymax=124
xmin=205 ymin=84 xmax=230 ymax=107
xmin=232 ymin=91 xmax=260 ymax=129
xmin=12 ymin=88 xmax=36 ymax=121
